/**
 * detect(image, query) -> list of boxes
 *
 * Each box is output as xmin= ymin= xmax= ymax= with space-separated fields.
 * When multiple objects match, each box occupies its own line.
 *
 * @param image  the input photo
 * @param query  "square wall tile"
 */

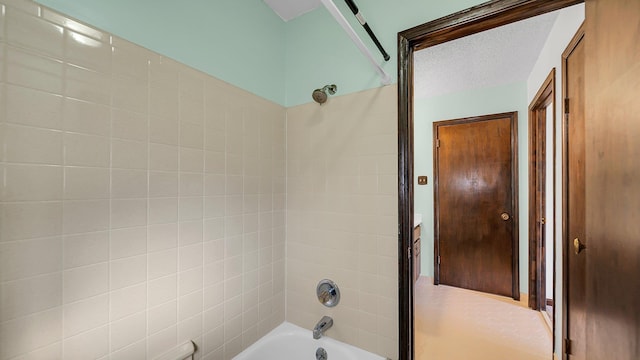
xmin=149 ymin=84 xmax=178 ymax=120
xmin=5 ymin=84 xmax=63 ymax=129
xmin=63 ymin=294 xmax=108 ymax=337
xmin=148 ymin=223 xmax=178 ymax=252
xmin=148 ymin=275 xmax=177 ymax=308
xmin=63 ymin=325 xmax=109 ymax=360
xmin=64 ymin=64 xmax=110 ymax=105
xmin=150 ymin=143 xmax=178 ymax=171
xmin=0 ymin=308 xmax=62 ymax=359
xmin=110 ymin=283 xmax=146 ymax=321
xmin=63 ymin=200 xmax=109 ymax=235
xmin=63 ymin=97 xmax=110 ymax=137
xmin=111 ymin=38 xmax=149 ymax=81
xmin=149 ymin=171 xmax=178 ymax=198
xmin=111 ymin=139 xmax=147 ymax=170
xmin=110 ymin=312 xmax=146 ymax=352
xmin=2 ymin=164 xmax=63 ymax=201
xmin=65 ymin=30 xmax=111 ymax=74
xmin=148 ymin=248 xmax=177 ymax=280
xmin=63 ymin=263 xmax=108 ymax=303
xmin=110 ymin=226 xmax=146 ymax=259
xmin=112 ymin=108 xmax=148 ymax=142
xmin=111 ymin=198 xmax=147 ymax=229
xmin=147 ymin=325 xmax=176 ymax=360
xmin=179 ymin=244 xmax=203 ymax=272
xmin=112 ymin=75 xmax=148 ymax=114
xmin=0 ymin=201 xmax=63 ymax=242
xmin=111 ymin=169 xmax=148 ymax=199
xmin=0 ymin=272 xmax=62 ymax=321
xmin=0 ymin=236 xmax=62 ymax=281
xmin=148 ymin=300 xmax=177 ymax=335
xmin=6 ymin=46 xmax=63 ymax=94
xmin=3 ymin=124 xmax=63 ymax=165
xmin=148 ymin=197 xmax=178 ymax=225
xmin=64 ymin=167 xmax=110 ymax=200
xmin=180 ymin=148 xmax=204 ymax=173
xmin=110 ymin=255 xmax=146 ymax=290
xmin=64 ymin=132 xmax=109 ymax=167
xmin=63 ymin=231 xmax=109 ymax=269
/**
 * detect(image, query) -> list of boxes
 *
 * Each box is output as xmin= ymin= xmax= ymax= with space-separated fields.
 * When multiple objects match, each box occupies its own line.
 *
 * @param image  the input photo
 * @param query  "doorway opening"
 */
xmin=397 ymin=1 xmax=585 ymax=359
xmin=528 ymin=69 xmax=557 ymax=330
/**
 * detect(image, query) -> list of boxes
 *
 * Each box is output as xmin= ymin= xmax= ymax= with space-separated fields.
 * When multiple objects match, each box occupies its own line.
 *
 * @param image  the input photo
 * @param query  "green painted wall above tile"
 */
xmin=283 ymin=0 xmax=485 ymax=106
xmin=34 ymin=0 xmax=287 ymax=105
xmin=33 ymin=0 xmax=488 ymax=107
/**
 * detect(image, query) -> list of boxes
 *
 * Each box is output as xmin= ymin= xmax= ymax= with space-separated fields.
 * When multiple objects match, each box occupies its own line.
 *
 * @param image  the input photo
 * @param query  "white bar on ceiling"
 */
xmin=320 ymin=0 xmax=392 ymax=85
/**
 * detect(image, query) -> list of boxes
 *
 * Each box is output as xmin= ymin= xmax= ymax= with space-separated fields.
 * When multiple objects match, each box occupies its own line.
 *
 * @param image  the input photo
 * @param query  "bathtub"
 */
xmin=233 ymin=322 xmax=387 ymax=360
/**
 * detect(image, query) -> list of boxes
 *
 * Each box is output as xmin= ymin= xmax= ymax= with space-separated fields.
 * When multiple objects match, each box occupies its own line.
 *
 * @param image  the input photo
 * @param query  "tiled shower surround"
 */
xmin=0 ymin=0 xmax=399 ymax=359
xmin=286 ymin=86 xmax=398 ymax=359
xmin=0 ymin=0 xmax=286 ymax=358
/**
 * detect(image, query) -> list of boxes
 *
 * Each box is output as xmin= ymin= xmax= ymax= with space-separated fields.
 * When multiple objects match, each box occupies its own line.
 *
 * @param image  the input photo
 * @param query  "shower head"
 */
xmin=312 ymin=84 xmax=337 ymax=104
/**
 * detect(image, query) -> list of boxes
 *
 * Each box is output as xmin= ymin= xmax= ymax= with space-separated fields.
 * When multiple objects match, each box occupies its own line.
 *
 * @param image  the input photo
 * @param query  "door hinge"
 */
xmin=564 ymin=338 xmax=572 ymax=355
xmin=564 ymin=98 xmax=570 ymax=114
xmin=541 ymin=217 xmax=546 ymax=225
xmin=438 ymin=256 xmax=441 ymax=265
xmin=435 ymin=139 xmax=440 ymax=148
xmin=408 ymin=246 xmax=412 ymax=259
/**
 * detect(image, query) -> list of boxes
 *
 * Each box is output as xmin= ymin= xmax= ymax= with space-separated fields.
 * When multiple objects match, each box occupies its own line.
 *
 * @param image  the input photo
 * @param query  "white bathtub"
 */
xmin=233 ymin=322 xmax=387 ymax=360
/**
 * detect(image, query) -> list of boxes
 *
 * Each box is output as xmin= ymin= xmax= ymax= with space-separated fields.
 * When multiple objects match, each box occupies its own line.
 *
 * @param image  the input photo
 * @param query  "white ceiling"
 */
xmin=263 ymin=0 xmax=320 ymax=21
xmin=414 ymin=11 xmax=559 ymax=99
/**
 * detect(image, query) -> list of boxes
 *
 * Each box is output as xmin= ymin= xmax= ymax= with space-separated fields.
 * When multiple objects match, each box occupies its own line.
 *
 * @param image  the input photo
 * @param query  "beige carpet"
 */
xmin=415 ymin=277 xmax=552 ymax=360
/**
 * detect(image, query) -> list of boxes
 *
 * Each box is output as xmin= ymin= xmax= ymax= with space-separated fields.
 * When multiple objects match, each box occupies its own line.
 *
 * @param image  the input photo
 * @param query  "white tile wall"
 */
xmin=286 ymin=86 xmax=399 ymax=359
xmin=0 ymin=1 xmax=286 ymax=359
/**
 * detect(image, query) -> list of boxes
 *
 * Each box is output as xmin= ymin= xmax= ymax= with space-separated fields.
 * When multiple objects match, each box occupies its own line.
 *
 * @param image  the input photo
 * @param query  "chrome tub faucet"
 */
xmin=313 ymin=316 xmax=333 ymax=339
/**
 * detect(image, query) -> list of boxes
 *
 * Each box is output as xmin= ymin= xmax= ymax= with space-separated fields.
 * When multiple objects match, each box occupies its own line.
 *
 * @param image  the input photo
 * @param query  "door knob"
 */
xmin=573 ymin=238 xmax=586 ymax=255
xmin=500 ymin=212 xmax=510 ymax=221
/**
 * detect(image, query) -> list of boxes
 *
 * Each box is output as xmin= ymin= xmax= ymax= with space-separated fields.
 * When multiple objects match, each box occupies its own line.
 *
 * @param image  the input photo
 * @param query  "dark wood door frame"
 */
xmin=397 ymin=1 xmax=584 ymax=359
xmin=528 ymin=69 xmax=556 ymax=312
xmin=433 ymin=112 xmax=519 ymax=299
xmin=561 ymin=23 xmax=585 ymax=360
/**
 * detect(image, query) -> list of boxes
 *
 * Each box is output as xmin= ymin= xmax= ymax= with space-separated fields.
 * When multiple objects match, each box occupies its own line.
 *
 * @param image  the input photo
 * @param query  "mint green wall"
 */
xmin=284 ymin=0 xmax=485 ymax=106
xmin=414 ymin=82 xmax=530 ymax=294
xmin=34 ymin=0 xmax=489 ymax=106
xmin=34 ymin=0 xmax=287 ymax=105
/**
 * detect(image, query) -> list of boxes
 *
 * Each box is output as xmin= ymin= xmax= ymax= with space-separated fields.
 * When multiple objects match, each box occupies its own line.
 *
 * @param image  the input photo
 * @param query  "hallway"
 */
xmin=415 ymin=277 xmax=551 ymax=360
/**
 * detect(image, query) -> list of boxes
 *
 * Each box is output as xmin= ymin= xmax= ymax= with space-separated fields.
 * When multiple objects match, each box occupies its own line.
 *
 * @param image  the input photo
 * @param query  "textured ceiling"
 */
xmin=413 ymin=11 xmax=559 ymax=99
xmin=263 ymin=0 xmax=320 ymax=21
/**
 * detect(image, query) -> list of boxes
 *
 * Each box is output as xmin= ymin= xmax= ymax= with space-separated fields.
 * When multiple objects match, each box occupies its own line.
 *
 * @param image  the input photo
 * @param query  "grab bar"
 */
xmin=153 ymin=340 xmax=196 ymax=360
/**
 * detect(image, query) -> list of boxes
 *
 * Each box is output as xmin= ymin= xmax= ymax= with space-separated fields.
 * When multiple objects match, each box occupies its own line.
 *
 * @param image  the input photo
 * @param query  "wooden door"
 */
xmin=529 ymin=70 xmax=555 ymax=311
xmin=563 ymin=25 xmax=586 ymax=360
xmin=584 ymin=1 xmax=640 ymax=359
xmin=434 ymin=112 xmax=518 ymax=299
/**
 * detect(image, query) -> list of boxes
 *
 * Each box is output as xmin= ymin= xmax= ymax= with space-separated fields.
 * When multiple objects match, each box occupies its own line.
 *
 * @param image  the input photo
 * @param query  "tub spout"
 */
xmin=313 ymin=316 xmax=333 ymax=339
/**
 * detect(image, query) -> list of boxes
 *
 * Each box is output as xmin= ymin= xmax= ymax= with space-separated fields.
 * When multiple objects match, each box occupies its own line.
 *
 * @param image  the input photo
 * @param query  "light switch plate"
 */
xmin=418 ymin=176 xmax=428 ymax=185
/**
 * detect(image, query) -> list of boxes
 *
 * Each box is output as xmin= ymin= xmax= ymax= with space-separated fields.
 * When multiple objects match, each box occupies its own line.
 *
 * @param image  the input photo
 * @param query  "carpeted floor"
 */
xmin=414 ymin=277 xmax=552 ymax=360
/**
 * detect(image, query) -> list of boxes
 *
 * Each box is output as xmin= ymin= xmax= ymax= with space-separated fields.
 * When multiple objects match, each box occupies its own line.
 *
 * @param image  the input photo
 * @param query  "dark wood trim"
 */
xmin=397 ymin=1 xmax=585 ymax=359
xmin=528 ymin=68 xmax=556 ymax=311
xmin=397 ymin=33 xmax=414 ymax=360
xmin=561 ymin=22 xmax=585 ymax=360
xmin=399 ymin=0 xmax=584 ymax=51
xmin=432 ymin=112 xmax=520 ymax=300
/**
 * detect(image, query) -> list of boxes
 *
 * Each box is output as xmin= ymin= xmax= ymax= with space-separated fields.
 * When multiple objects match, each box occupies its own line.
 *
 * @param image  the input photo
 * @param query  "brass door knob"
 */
xmin=573 ymin=238 xmax=586 ymax=255
xmin=500 ymin=212 xmax=510 ymax=221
